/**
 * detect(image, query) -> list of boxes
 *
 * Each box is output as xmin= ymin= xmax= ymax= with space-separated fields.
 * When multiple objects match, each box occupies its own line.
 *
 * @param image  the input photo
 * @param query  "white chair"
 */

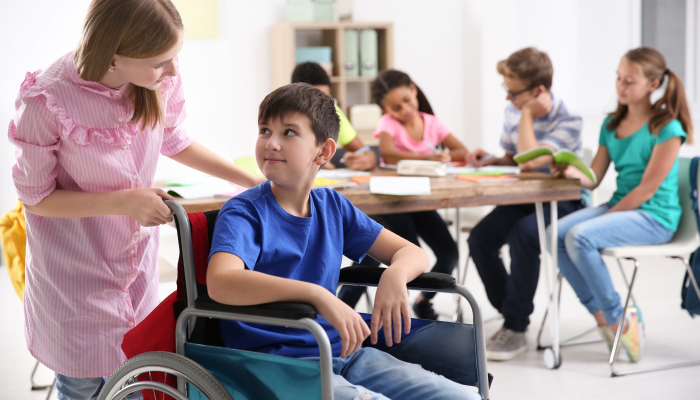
xmin=601 ymin=157 xmax=700 ymax=376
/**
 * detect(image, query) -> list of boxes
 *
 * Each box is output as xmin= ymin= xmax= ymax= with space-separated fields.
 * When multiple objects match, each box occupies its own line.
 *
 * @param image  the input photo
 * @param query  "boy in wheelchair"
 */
xmin=206 ymin=83 xmax=479 ymax=400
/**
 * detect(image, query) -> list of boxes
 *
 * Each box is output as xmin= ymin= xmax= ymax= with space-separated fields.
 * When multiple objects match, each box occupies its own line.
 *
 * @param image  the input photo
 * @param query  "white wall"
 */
xmin=1 ymin=0 xmax=698 ymax=216
xmin=0 ymin=0 xmax=93 ymax=217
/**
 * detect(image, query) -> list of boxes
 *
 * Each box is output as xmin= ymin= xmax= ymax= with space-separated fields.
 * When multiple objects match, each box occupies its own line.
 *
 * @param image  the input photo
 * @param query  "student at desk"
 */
xmin=369 ymin=69 xmax=468 ymax=320
xmin=464 ymin=47 xmax=587 ymax=361
xmin=291 ymin=62 xmax=377 ymax=171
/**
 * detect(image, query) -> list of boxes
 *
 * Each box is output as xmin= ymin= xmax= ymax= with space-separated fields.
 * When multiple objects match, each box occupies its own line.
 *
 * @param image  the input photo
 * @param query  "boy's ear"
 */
xmin=315 ymin=138 xmax=337 ymax=166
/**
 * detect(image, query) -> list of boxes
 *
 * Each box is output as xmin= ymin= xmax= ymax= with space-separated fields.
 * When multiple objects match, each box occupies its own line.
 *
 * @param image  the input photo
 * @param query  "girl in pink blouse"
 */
xmin=368 ymin=70 xmax=469 ymax=320
xmin=8 ymin=0 xmax=263 ymax=397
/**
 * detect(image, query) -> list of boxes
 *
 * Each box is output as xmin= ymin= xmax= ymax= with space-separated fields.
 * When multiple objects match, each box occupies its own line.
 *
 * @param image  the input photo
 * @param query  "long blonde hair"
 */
xmin=74 ymin=0 xmax=183 ymax=130
xmin=607 ymin=47 xmax=694 ymax=143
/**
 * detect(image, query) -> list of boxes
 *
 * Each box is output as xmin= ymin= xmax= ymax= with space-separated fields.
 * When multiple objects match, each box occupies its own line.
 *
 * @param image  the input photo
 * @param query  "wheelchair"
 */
xmin=98 ymin=200 xmax=492 ymax=400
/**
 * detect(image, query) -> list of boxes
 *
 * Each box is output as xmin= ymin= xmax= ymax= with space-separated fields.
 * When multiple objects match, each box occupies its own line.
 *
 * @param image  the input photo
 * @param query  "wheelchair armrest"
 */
xmin=339 ymin=266 xmax=456 ymax=290
xmin=194 ymin=294 xmax=318 ymax=320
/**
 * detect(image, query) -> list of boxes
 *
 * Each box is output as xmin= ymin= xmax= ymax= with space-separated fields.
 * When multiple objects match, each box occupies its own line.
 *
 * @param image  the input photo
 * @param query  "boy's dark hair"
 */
xmin=497 ymin=47 xmax=553 ymax=90
xmin=258 ymin=83 xmax=340 ymax=144
xmin=370 ymin=69 xmax=434 ymax=115
xmin=291 ymin=62 xmax=332 ymax=87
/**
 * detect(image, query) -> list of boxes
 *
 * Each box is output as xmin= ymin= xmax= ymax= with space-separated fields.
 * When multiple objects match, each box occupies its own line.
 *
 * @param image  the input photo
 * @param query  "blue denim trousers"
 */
xmin=304 ymin=347 xmax=480 ymax=400
xmin=550 ymin=204 xmax=673 ymax=325
xmin=55 ymin=373 xmax=140 ymax=400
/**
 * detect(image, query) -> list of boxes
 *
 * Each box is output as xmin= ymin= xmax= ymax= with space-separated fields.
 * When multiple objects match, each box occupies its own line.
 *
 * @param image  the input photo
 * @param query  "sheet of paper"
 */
xmin=317 ymin=168 xmax=370 ymax=180
xmin=369 ymin=177 xmax=431 ymax=196
xmin=446 ymin=166 xmax=477 ymax=174
xmin=166 ymin=178 xmax=240 ymax=199
xmin=446 ymin=165 xmax=520 ymax=174
xmin=477 ymin=165 xmax=521 ymax=174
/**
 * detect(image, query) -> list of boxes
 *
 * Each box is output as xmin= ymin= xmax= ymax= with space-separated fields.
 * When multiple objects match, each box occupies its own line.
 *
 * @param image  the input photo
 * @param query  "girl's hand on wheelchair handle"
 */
xmin=121 ymin=188 xmax=175 ymax=227
xmin=370 ymin=268 xmax=411 ymax=347
xmin=314 ymin=291 xmax=370 ymax=358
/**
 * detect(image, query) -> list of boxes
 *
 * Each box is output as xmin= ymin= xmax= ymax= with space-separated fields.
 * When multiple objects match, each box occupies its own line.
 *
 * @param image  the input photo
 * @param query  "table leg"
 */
xmin=535 ymin=201 xmax=561 ymax=369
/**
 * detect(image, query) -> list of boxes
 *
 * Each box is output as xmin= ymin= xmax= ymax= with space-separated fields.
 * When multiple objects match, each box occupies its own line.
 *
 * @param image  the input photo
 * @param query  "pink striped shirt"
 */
xmin=8 ymin=52 xmax=193 ymax=377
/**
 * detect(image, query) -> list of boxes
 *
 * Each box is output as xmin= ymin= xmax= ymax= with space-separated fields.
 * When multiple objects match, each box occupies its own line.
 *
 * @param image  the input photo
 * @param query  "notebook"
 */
xmin=369 ymin=177 xmax=431 ymax=195
xmin=456 ymin=175 xmax=518 ymax=183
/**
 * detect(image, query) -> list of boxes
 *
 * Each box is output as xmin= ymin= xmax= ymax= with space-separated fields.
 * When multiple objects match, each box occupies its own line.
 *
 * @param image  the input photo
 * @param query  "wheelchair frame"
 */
xmin=165 ymin=200 xmax=490 ymax=400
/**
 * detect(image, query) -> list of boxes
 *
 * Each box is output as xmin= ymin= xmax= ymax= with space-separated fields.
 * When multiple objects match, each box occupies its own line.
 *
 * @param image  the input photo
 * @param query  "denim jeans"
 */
xmin=304 ymin=347 xmax=480 ymax=400
xmin=55 ymin=373 xmax=140 ymax=400
xmin=467 ymin=201 xmax=584 ymax=331
xmin=551 ymin=204 xmax=674 ymax=325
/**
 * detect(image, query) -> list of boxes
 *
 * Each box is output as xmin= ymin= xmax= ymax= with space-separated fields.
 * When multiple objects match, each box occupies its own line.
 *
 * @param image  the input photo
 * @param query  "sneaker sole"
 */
xmin=486 ymin=345 xmax=527 ymax=361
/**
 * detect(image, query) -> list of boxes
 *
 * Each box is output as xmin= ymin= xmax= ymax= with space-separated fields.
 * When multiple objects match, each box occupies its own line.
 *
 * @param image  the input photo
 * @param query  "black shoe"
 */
xmin=412 ymin=300 xmax=438 ymax=320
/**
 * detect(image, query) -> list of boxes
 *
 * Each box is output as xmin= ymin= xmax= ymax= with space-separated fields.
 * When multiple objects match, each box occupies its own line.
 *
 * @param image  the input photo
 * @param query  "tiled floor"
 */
xmin=2 ymin=211 xmax=699 ymax=399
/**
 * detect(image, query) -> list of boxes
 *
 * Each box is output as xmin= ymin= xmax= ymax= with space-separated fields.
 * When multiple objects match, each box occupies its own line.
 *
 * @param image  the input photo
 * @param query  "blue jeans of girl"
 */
xmin=550 ymin=203 xmax=673 ymax=325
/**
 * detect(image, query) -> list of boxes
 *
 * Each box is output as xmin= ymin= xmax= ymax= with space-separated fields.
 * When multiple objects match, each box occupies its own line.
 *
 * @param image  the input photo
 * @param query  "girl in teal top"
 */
xmin=551 ymin=47 xmax=693 ymax=363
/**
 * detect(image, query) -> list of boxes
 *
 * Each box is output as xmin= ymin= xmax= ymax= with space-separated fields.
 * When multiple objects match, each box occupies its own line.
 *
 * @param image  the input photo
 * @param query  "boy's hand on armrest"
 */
xmin=371 ymin=267 xmax=412 ymax=347
xmin=312 ymin=291 xmax=370 ymax=359
xmin=366 ymin=229 xmax=430 ymax=347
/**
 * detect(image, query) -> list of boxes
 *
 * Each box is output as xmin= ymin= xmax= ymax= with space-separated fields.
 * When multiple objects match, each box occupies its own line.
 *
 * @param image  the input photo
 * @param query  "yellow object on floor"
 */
xmin=0 ymin=200 xmax=26 ymax=301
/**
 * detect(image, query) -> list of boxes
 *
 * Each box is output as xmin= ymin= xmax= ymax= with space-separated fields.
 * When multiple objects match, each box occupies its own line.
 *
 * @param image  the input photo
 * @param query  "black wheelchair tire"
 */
xmin=98 ymin=351 xmax=233 ymax=400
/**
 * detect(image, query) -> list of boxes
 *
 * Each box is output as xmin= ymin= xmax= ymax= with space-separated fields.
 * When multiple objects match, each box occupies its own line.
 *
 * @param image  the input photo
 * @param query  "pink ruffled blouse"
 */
xmin=8 ymin=52 xmax=193 ymax=377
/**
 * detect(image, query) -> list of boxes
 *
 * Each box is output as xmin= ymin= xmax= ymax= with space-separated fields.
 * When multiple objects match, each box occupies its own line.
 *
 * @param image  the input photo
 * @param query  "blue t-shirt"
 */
xmin=209 ymin=181 xmax=383 ymax=358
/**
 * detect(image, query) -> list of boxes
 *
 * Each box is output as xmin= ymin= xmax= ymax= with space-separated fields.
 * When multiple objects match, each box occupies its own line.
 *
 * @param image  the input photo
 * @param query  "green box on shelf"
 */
xmin=295 ymin=46 xmax=332 ymax=64
xmin=287 ymin=0 xmax=334 ymax=22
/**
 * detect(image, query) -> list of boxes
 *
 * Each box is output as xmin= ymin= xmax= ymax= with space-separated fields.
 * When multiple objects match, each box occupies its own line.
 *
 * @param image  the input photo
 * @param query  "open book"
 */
xmin=513 ymin=147 xmax=597 ymax=184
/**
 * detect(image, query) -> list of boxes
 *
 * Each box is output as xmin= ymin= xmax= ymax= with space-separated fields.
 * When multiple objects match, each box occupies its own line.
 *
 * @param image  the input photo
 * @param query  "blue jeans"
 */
xmin=55 ymin=373 xmax=140 ymax=400
xmin=305 ymin=347 xmax=480 ymax=400
xmin=551 ymin=204 xmax=674 ymax=325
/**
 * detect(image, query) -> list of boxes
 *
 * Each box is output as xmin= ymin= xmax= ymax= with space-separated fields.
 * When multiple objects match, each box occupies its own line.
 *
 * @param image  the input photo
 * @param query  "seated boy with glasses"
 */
xmin=207 ymin=83 xmax=479 ymax=399
xmin=464 ymin=47 xmax=587 ymax=361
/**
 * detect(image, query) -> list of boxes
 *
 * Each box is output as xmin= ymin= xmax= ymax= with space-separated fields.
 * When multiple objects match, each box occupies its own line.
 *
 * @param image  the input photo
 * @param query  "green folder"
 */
xmin=513 ymin=146 xmax=597 ymax=184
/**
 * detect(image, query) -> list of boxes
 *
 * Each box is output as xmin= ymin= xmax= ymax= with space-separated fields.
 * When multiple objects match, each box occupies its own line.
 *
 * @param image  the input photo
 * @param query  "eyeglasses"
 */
xmin=502 ymin=83 xmax=536 ymax=100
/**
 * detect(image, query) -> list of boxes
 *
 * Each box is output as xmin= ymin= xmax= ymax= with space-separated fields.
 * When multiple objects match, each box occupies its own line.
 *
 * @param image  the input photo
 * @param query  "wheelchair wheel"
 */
xmin=98 ymin=351 xmax=233 ymax=400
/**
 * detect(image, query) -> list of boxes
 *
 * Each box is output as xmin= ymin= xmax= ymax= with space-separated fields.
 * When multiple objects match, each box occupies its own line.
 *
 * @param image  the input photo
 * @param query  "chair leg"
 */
xmin=615 ymin=258 xmax=641 ymax=329
xmin=609 ymin=257 xmax=638 ymax=376
xmin=609 ymin=256 xmax=700 ymax=376
xmin=673 ymin=256 xmax=700 ymax=299
xmin=453 ymin=253 xmax=470 ymax=323
xmin=31 ymin=360 xmax=54 ymax=391
xmin=536 ymin=273 xmax=601 ymax=350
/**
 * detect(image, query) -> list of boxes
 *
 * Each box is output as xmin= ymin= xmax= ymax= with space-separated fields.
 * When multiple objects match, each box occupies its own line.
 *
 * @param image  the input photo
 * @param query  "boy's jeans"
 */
xmin=551 ymin=204 xmax=673 ymax=325
xmin=305 ymin=347 xmax=480 ymax=400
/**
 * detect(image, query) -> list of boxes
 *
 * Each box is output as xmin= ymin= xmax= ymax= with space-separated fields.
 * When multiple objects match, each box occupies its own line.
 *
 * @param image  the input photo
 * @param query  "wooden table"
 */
xmin=168 ymin=170 xmax=580 ymax=371
xmin=170 ymin=172 xmax=580 ymax=214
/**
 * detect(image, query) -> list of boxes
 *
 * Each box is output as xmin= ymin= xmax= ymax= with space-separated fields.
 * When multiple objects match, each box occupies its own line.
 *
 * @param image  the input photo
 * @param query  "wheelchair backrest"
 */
xmin=173 ymin=209 xmax=220 ymax=306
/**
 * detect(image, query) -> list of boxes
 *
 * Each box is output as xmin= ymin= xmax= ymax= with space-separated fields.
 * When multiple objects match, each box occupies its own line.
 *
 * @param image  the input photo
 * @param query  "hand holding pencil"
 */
xmin=340 ymin=145 xmax=377 ymax=171
xmin=465 ymin=148 xmax=497 ymax=167
xmin=422 ymin=141 xmax=451 ymax=163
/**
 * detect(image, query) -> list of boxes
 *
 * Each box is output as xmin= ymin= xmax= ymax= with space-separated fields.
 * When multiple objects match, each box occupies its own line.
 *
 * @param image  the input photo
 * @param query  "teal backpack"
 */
xmin=681 ymin=157 xmax=700 ymax=316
